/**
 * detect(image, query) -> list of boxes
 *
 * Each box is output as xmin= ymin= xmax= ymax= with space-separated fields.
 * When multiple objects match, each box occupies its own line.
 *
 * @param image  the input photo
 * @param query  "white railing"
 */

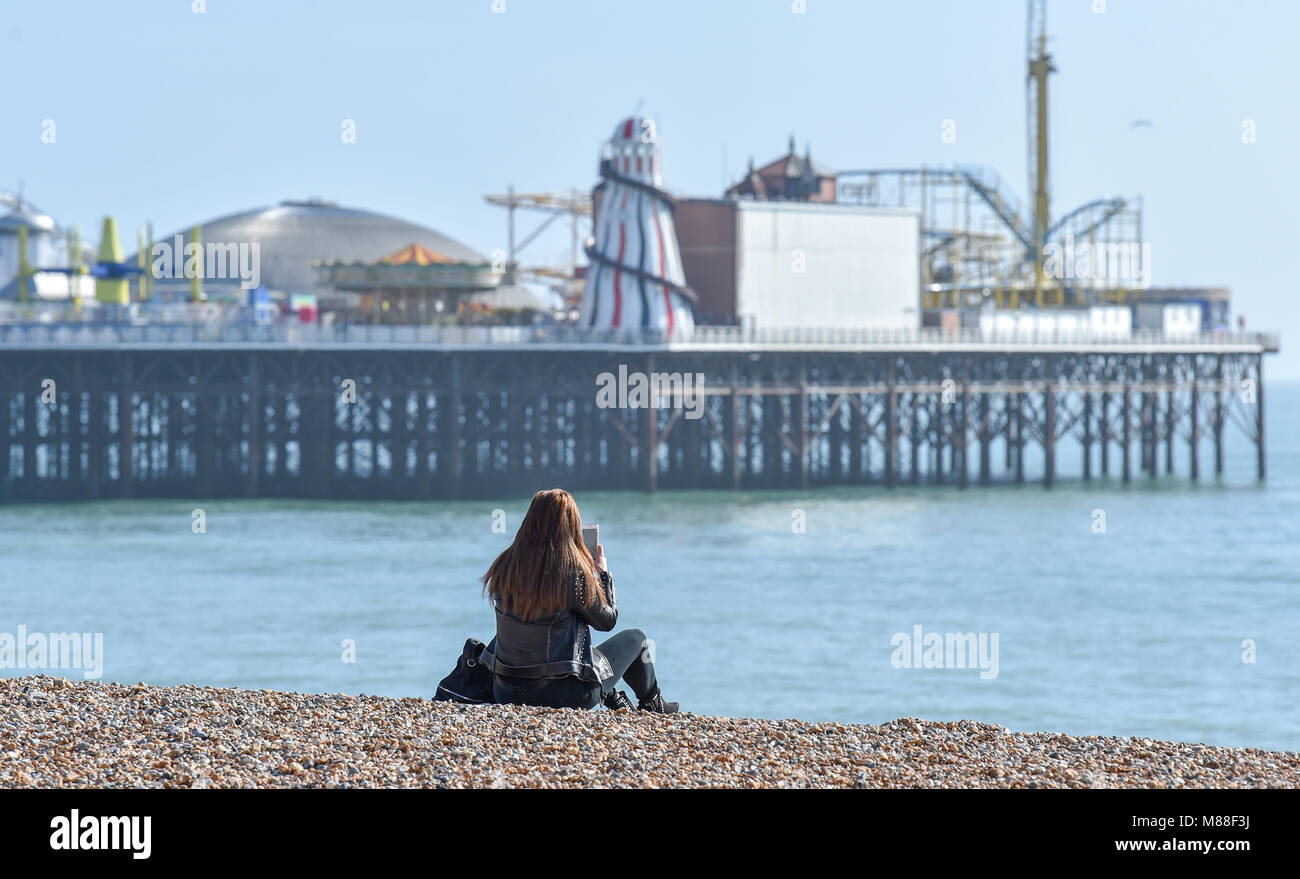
xmin=0 ymin=319 xmax=1279 ymax=352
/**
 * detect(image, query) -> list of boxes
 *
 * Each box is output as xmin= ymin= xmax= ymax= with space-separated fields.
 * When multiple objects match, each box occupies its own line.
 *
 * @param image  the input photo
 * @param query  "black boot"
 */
xmin=637 ymin=687 xmax=679 ymax=714
xmin=602 ymin=689 xmax=634 ymax=711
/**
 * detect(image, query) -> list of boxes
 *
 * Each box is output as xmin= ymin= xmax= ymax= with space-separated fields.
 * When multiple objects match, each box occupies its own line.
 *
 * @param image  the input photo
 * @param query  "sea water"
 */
xmin=2 ymin=384 xmax=1297 ymax=752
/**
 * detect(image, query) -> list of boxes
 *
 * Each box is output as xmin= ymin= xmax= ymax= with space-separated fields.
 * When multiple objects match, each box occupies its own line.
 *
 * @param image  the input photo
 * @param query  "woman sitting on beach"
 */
xmin=479 ymin=488 xmax=678 ymax=714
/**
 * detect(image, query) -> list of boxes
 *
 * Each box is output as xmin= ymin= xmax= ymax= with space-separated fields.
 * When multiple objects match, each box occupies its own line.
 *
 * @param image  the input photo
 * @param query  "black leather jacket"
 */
xmin=481 ymin=569 xmax=618 ymax=683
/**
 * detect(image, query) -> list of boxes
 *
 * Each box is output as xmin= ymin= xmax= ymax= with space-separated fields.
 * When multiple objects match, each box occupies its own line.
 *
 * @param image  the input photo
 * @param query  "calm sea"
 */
xmin=3 ymin=383 xmax=1297 ymax=751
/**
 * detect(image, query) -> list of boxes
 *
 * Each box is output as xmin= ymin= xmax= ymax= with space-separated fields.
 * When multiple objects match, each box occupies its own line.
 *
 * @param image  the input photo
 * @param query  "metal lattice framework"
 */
xmin=0 ymin=344 xmax=1268 ymax=501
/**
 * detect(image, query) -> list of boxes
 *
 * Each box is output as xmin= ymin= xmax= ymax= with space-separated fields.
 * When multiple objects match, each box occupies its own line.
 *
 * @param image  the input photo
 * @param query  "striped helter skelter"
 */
xmin=581 ymin=116 xmax=696 ymax=338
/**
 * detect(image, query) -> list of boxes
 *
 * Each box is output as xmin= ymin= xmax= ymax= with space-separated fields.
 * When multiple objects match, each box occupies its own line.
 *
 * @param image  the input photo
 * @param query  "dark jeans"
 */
xmin=492 ymin=628 xmax=659 ymax=710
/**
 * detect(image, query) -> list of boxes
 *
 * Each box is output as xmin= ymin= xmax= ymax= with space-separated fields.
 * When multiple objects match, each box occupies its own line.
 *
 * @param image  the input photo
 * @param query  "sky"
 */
xmin=4 ymin=0 xmax=1298 ymax=377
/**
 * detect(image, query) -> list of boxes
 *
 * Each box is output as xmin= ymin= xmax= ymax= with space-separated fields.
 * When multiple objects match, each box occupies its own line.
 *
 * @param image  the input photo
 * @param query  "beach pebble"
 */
xmin=0 ymin=675 xmax=1295 ymax=789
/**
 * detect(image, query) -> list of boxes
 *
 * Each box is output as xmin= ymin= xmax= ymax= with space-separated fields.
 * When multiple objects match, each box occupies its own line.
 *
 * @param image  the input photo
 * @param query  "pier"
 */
xmin=0 ymin=325 xmax=1276 ymax=501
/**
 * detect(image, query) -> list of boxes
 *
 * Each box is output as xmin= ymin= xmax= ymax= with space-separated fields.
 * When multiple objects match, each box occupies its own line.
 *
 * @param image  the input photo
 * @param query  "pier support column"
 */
xmin=885 ymin=362 xmax=897 ymax=488
xmin=22 ymin=381 xmax=37 ymax=497
xmin=1139 ymin=391 xmax=1151 ymax=477
xmin=977 ymin=392 xmax=990 ymax=485
xmin=416 ymin=390 xmax=431 ymax=498
xmin=1214 ymin=355 xmax=1225 ymax=477
xmin=245 ymin=354 xmax=261 ymax=498
xmin=1003 ymin=394 xmax=1013 ymax=473
xmin=1165 ymin=386 xmax=1175 ymax=475
xmin=728 ymin=364 xmax=742 ymax=491
xmin=909 ymin=393 xmax=920 ymax=485
xmin=848 ymin=393 xmax=863 ymax=484
xmin=306 ymin=386 xmax=333 ymax=500
xmin=1256 ymin=354 xmax=1266 ymax=481
xmin=643 ymin=354 xmax=657 ymax=493
xmin=88 ymin=379 xmax=103 ymax=500
xmin=119 ymin=354 xmax=134 ymax=498
xmin=932 ymin=393 xmax=943 ymax=484
xmin=1099 ymin=392 xmax=1109 ymax=477
xmin=1013 ymin=393 xmax=1024 ymax=484
xmin=1043 ymin=381 xmax=1055 ymax=488
xmin=1082 ymin=392 xmax=1092 ymax=481
xmin=70 ymin=357 xmax=84 ymax=490
xmin=797 ymin=363 xmax=809 ymax=491
xmin=1121 ymin=385 xmax=1132 ymax=483
xmin=1189 ymin=375 xmax=1199 ymax=480
xmin=448 ymin=354 xmax=463 ymax=499
xmin=1 ymin=385 xmax=11 ymax=494
xmin=958 ymin=384 xmax=969 ymax=489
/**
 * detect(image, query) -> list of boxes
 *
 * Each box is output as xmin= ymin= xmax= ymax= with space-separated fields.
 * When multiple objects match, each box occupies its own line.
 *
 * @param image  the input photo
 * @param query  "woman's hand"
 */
xmin=594 ymin=543 xmax=608 ymax=573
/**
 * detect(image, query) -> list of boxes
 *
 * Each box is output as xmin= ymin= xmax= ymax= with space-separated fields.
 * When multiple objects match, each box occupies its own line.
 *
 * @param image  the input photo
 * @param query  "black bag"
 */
xmin=434 ymin=637 xmax=495 ymax=704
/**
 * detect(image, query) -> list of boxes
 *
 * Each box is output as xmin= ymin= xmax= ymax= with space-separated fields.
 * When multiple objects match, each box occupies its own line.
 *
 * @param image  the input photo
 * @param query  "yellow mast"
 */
xmin=1027 ymin=0 xmax=1055 ymax=307
xmin=17 ymin=224 xmax=30 ymax=305
xmin=189 ymin=226 xmax=202 ymax=302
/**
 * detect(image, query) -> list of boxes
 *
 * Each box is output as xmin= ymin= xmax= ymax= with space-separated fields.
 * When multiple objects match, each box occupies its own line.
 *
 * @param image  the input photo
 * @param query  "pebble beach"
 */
xmin=2 ymin=675 xmax=1296 ymax=789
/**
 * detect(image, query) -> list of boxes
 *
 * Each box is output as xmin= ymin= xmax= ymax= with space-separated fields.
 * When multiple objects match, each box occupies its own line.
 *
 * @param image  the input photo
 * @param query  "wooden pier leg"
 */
xmin=87 ymin=379 xmax=102 ymax=500
xmin=1189 ymin=375 xmax=1199 ymax=480
xmin=1014 ymin=393 xmax=1024 ymax=484
xmin=0 ymin=387 xmax=8 ymax=497
xmin=1121 ymin=385 xmax=1132 ymax=484
xmin=395 ymin=389 xmax=413 ymax=494
xmin=848 ymin=393 xmax=862 ymax=484
xmin=885 ymin=363 xmax=897 ymax=488
xmin=448 ymin=354 xmax=463 ymax=499
xmin=506 ymin=389 xmax=523 ymax=493
xmin=344 ymin=366 xmax=356 ymax=487
xmin=797 ymin=364 xmax=809 ymax=491
xmin=767 ymin=393 xmax=782 ymax=488
xmin=1165 ymin=386 xmax=1175 ymax=475
xmin=978 ymin=392 xmax=991 ymax=485
xmin=643 ymin=355 xmax=657 ymax=493
xmin=277 ymin=391 xmax=289 ymax=492
xmin=1138 ymin=391 xmax=1149 ymax=477
xmin=1082 ymin=392 xmax=1092 ymax=481
xmin=415 ymin=390 xmax=431 ymax=498
xmin=303 ymin=387 xmax=331 ymax=500
xmin=933 ymin=393 xmax=944 ymax=484
xmin=1004 ymin=393 xmax=1014 ymax=473
xmin=69 ymin=358 xmax=84 ymax=491
xmin=958 ymin=383 xmax=969 ymax=489
xmin=1256 ymin=354 xmax=1266 ymax=481
xmin=0 ymin=388 xmax=9 ymax=496
xmin=245 ymin=354 xmax=261 ymax=498
xmin=728 ymin=368 xmax=742 ymax=491
xmin=831 ymin=392 xmax=847 ymax=485
xmin=1100 ymin=392 xmax=1110 ymax=477
xmin=1043 ymin=381 xmax=1055 ymax=488
xmin=166 ymin=389 xmax=180 ymax=488
xmin=909 ymin=393 xmax=920 ymax=485
xmin=643 ymin=397 xmax=658 ymax=493
xmin=1214 ymin=355 xmax=1224 ymax=477
xmin=119 ymin=354 xmax=134 ymax=498
xmin=23 ymin=380 xmax=38 ymax=497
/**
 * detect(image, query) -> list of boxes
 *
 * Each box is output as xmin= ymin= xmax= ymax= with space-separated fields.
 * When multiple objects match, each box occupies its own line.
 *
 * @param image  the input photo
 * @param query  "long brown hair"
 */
xmin=482 ymin=489 xmax=604 ymax=620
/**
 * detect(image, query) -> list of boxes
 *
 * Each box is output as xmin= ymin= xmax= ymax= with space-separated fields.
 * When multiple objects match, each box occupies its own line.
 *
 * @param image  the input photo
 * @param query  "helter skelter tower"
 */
xmin=581 ymin=116 xmax=696 ymax=337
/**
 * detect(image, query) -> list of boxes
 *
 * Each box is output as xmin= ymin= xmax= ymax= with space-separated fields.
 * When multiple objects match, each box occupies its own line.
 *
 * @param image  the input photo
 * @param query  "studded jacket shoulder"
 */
xmin=570 ymin=568 xmax=618 ymax=632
